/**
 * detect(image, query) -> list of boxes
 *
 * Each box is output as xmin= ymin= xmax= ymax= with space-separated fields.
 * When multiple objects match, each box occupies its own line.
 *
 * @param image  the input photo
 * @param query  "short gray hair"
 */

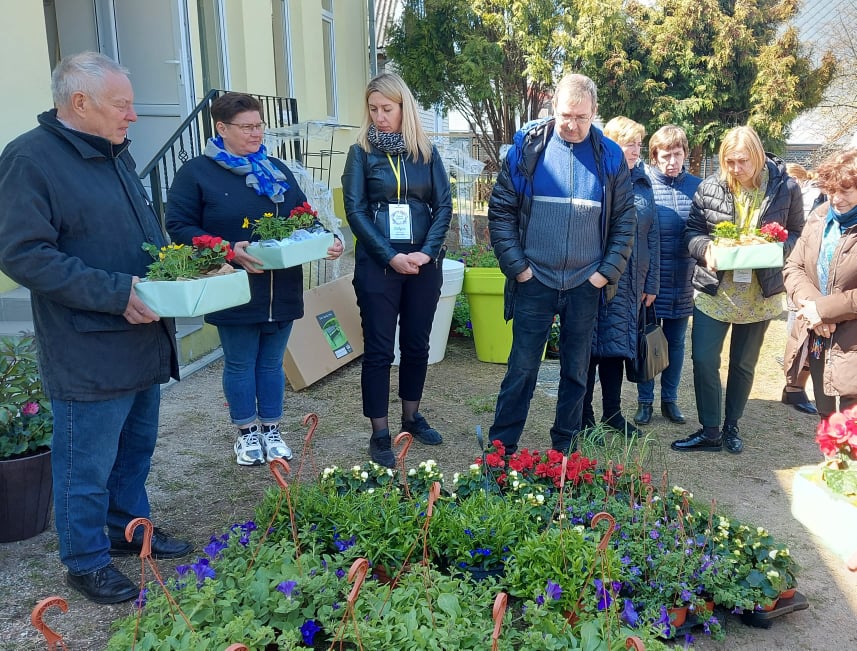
xmin=553 ymin=73 xmax=598 ymax=109
xmin=51 ymin=51 xmax=129 ymax=108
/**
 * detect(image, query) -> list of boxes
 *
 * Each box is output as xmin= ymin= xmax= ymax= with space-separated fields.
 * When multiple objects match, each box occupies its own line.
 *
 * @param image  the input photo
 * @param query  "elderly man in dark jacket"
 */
xmin=0 ymin=52 xmax=190 ymax=604
xmin=487 ymin=74 xmax=636 ymax=455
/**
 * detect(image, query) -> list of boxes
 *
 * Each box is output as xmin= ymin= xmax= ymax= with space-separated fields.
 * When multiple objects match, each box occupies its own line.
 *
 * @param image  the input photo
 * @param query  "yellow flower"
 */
xmin=263 ymin=212 xmax=273 ymax=218
xmin=242 ymin=217 xmax=250 ymax=229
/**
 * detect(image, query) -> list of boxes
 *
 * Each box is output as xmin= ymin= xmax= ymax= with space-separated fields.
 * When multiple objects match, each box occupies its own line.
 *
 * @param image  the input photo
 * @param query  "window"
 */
xmin=321 ymin=2 xmax=337 ymax=120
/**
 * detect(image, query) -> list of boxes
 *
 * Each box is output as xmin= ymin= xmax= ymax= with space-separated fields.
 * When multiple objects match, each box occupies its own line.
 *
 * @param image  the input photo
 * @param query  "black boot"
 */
xmin=661 ymin=401 xmax=686 ymax=424
xmin=368 ymin=429 xmax=396 ymax=468
xmin=634 ymin=403 xmax=653 ymax=425
xmin=602 ymin=413 xmax=642 ymax=438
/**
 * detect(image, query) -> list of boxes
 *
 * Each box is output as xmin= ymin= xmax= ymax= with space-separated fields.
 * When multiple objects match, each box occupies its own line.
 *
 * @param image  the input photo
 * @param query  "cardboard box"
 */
xmin=283 ymin=273 xmax=363 ymax=390
xmin=713 ymin=242 xmax=783 ymax=270
xmin=246 ymin=232 xmax=333 ymax=270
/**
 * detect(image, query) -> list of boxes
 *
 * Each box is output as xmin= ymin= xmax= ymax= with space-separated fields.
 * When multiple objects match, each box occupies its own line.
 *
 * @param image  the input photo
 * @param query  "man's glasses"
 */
xmin=559 ymin=115 xmax=593 ymax=126
xmin=225 ymin=122 xmax=267 ymax=134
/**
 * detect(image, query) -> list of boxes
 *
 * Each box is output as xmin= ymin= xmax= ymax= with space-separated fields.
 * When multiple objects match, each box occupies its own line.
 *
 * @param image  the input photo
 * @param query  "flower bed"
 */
xmin=109 ymin=435 xmax=802 ymax=649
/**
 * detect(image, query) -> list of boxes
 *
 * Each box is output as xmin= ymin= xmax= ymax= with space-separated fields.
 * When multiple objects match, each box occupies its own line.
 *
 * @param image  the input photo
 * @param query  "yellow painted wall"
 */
xmin=0 ymin=0 xmax=53 ymax=288
xmin=0 ymin=0 xmax=53 ymax=152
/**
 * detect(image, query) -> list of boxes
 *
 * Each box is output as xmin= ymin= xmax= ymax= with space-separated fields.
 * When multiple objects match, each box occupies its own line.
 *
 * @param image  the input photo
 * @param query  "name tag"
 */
xmin=389 ymin=203 xmax=413 ymax=241
xmin=733 ymin=269 xmax=752 ymax=284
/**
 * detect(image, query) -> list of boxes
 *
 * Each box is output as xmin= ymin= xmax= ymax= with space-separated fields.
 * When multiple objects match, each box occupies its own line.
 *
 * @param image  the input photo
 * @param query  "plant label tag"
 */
xmin=388 ymin=203 xmax=412 ymax=242
xmin=733 ymin=269 xmax=752 ymax=283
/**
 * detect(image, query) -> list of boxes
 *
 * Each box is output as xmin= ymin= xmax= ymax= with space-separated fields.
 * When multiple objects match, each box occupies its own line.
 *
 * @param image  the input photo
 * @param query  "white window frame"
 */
xmin=321 ymin=1 xmax=338 ymax=121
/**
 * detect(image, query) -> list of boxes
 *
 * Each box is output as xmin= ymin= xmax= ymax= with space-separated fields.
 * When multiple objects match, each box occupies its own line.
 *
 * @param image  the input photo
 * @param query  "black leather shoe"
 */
xmin=661 ymin=401 xmax=686 ymax=424
xmin=722 ymin=424 xmax=744 ymax=454
xmin=671 ymin=428 xmax=722 ymax=452
xmin=633 ymin=403 xmax=653 ymax=425
xmin=66 ymin=563 xmax=138 ymax=604
xmin=110 ymin=528 xmax=193 ymax=559
xmin=781 ymin=389 xmax=818 ymax=415
xmin=368 ymin=429 xmax=396 ymax=468
xmin=602 ymin=413 xmax=642 ymax=438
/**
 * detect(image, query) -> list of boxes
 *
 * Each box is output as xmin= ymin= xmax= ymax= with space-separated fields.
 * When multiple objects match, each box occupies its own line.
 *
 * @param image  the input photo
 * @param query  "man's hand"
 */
xmin=124 ymin=277 xmax=160 ymax=324
xmin=588 ymin=271 xmax=608 ymax=288
xmin=516 ymin=266 xmax=533 ymax=283
xmin=642 ymin=293 xmax=656 ymax=307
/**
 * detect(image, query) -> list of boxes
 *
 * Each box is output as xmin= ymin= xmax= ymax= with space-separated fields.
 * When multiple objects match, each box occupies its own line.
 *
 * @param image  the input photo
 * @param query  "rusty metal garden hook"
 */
xmin=591 ymin=512 xmax=617 ymax=552
xmin=301 ymin=412 xmax=319 ymax=443
xmin=125 ymin=517 xmax=154 ymax=559
xmin=269 ymin=457 xmax=292 ymax=489
xmin=491 ymin=592 xmax=508 ymax=651
xmin=393 ymin=431 xmax=413 ymax=467
xmin=346 ymin=558 xmax=370 ymax=607
xmin=30 ymin=596 xmax=68 ymax=650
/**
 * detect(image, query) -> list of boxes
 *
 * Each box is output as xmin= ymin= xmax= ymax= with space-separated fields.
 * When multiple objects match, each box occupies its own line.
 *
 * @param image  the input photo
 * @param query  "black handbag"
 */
xmin=626 ymin=305 xmax=669 ymax=383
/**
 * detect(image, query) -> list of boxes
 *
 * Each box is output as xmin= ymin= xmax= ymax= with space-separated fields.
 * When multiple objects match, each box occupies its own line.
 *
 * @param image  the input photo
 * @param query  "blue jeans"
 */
xmin=489 ymin=277 xmax=601 ymax=453
xmin=51 ymin=385 xmax=160 ymax=574
xmin=636 ymin=316 xmax=689 ymax=404
xmin=217 ymin=322 xmax=293 ymax=425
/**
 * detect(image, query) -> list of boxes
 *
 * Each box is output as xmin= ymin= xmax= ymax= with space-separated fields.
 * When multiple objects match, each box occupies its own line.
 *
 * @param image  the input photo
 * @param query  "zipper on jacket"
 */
xmin=268 ymin=271 xmax=274 ymax=322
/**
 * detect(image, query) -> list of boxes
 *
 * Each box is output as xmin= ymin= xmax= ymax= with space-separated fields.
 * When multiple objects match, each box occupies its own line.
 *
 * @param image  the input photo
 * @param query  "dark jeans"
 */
xmin=583 ymin=356 xmax=626 ymax=424
xmin=690 ymin=308 xmax=770 ymax=428
xmin=808 ymin=351 xmax=857 ymax=419
xmin=489 ymin=277 xmax=601 ymax=453
xmin=636 ymin=316 xmax=689 ymax=404
xmin=353 ymin=254 xmax=441 ymax=418
xmin=51 ymin=385 xmax=160 ymax=574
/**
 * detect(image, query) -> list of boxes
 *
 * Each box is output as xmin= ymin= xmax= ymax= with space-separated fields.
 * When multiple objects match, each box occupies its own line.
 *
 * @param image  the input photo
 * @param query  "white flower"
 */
xmin=453 ymin=472 xmax=460 ymax=482
xmin=536 ymin=494 xmax=544 ymax=504
xmin=367 ymin=488 xmax=375 ymax=494
xmin=360 ymin=471 xmax=369 ymax=480
xmin=386 ymin=468 xmax=394 ymax=477
xmin=351 ymin=465 xmax=361 ymax=472
xmin=469 ymin=463 xmax=480 ymax=471
xmin=408 ymin=468 xmax=417 ymax=476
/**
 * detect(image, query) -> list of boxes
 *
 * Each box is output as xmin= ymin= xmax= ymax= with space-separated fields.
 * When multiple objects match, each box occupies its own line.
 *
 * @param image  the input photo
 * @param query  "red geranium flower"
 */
xmin=759 ymin=222 xmax=788 ymax=243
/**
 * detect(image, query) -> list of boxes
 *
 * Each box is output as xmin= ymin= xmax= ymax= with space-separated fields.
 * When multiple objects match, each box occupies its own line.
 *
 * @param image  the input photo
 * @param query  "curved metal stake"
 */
xmin=269 ymin=457 xmax=292 ymax=489
xmin=346 ymin=557 xmax=370 ymax=607
xmin=31 ymin=596 xmax=68 ymax=650
xmin=491 ymin=592 xmax=508 ymax=651
xmin=848 ymin=549 xmax=857 ymax=572
xmin=125 ymin=517 xmax=154 ymax=559
xmin=591 ymin=512 xmax=617 ymax=553
xmin=224 ymin=645 xmax=249 ymax=651
xmin=625 ymin=636 xmax=645 ymax=650
xmin=394 ymin=431 xmax=413 ymax=468
xmin=426 ymin=481 xmax=442 ymax=518
xmin=301 ymin=412 xmax=319 ymax=443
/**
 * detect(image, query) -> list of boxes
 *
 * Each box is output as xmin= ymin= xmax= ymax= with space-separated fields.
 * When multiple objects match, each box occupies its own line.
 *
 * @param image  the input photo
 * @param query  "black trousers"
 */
xmin=353 ymin=253 xmax=441 ymax=418
xmin=583 ymin=356 xmax=626 ymax=424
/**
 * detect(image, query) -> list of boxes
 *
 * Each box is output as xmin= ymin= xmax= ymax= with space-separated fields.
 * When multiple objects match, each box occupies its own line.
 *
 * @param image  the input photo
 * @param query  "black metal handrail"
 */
xmin=139 ymin=89 xmax=300 ymax=224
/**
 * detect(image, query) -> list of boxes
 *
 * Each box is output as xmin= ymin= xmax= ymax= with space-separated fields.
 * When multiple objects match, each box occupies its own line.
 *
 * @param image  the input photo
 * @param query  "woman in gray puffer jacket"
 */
xmin=673 ymin=126 xmax=804 ymax=455
xmin=583 ymin=117 xmax=660 ymax=436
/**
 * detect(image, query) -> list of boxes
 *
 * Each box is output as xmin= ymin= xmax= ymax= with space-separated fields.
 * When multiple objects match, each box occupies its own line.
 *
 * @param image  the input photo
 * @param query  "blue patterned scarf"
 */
xmin=817 ymin=203 xmax=857 ymax=295
xmin=205 ymin=136 xmax=290 ymax=203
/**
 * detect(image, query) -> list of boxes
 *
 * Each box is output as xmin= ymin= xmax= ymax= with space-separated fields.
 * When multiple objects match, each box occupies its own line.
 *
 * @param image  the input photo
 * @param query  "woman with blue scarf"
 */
xmin=784 ymin=148 xmax=857 ymax=418
xmin=167 ymin=92 xmax=343 ymax=466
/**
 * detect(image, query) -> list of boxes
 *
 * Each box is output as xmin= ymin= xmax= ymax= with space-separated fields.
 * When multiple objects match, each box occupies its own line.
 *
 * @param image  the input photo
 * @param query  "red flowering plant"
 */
xmin=759 ymin=222 xmax=788 ymax=243
xmin=815 ymin=406 xmax=857 ymax=497
xmin=243 ymin=201 xmax=322 ymax=241
xmin=0 ymin=334 xmax=52 ymax=459
xmin=142 ymin=235 xmax=236 ymax=281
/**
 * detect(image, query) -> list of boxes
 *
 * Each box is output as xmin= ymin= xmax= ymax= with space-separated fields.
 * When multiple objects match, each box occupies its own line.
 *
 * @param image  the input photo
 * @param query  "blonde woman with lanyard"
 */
xmin=673 ymin=126 xmax=804 ymax=454
xmin=342 ymin=72 xmax=452 ymax=468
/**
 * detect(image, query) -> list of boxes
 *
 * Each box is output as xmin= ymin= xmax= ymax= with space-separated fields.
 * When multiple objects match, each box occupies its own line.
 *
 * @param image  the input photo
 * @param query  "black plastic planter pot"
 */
xmin=0 ymin=448 xmax=53 ymax=543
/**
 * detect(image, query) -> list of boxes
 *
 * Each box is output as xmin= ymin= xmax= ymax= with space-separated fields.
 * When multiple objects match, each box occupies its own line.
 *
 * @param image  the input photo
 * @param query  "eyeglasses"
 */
xmin=224 ymin=122 xmax=267 ymax=134
xmin=559 ymin=114 xmax=593 ymax=126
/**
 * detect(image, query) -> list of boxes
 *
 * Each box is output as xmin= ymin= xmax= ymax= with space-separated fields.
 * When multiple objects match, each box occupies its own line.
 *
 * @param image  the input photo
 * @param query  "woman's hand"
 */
xmin=703 ymin=243 xmax=718 ymax=272
xmin=642 ymin=293 xmax=656 ymax=307
xmin=230 ymin=240 xmax=265 ymax=274
xmin=797 ymin=298 xmax=822 ymax=327
xmin=813 ymin=322 xmax=836 ymax=338
xmin=389 ymin=253 xmax=420 ymax=274
xmin=325 ymin=237 xmax=345 ymax=260
xmin=406 ymin=251 xmax=431 ymax=267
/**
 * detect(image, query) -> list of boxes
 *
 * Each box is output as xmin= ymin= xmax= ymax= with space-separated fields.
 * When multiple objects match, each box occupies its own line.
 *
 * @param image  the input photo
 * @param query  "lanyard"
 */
xmin=387 ymin=153 xmax=402 ymax=202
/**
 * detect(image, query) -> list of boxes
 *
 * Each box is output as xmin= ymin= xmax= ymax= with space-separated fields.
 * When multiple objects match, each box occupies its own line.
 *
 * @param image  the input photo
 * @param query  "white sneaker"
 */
xmin=260 ymin=424 xmax=293 ymax=461
xmin=234 ymin=424 xmax=265 ymax=466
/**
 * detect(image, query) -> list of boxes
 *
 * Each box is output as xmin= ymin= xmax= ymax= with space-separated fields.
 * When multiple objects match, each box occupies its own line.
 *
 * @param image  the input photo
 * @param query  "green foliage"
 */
xmin=451 ymin=293 xmax=473 ymax=338
xmin=141 ymin=236 xmax=234 ymax=281
xmin=242 ymin=202 xmax=319 ymax=241
xmin=0 ymin=334 xmax=52 ymax=459
xmin=449 ymin=243 xmax=499 ymax=268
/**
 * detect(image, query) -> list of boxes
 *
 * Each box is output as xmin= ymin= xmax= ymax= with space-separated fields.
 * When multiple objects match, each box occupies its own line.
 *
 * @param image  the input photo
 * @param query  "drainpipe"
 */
xmin=368 ymin=0 xmax=377 ymax=77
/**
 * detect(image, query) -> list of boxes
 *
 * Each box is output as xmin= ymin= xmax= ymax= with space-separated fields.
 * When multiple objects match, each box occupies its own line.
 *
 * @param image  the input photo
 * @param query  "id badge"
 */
xmin=733 ymin=269 xmax=752 ymax=284
xmin=388 ymin=203 xmax=413 ymax=242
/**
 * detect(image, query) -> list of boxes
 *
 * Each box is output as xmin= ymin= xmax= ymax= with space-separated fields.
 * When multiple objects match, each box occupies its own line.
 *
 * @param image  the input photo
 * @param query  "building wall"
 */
xmin=0 ymin=0 xmax=53 ymax=152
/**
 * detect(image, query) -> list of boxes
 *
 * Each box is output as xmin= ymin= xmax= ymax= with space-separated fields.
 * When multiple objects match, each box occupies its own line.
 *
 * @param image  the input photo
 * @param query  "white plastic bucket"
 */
xmin=393 ymin=258 xmax=466 ymax=365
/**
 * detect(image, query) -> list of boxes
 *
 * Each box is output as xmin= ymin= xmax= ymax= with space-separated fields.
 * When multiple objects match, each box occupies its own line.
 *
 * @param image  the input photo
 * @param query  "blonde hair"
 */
xmin=553 ymin=73 xmax=598 ymax=110
xmin=356 ymin=72 xmax=432 ymax=163
xmin=786 ymin=163 xmax=809 ymax=182
xmin=648 ymin=125 xmax=689 ymax=163
xmin=718 ymin=126 xmax=767 ymax=194
xmin=603 ymin=116 xmax=645 ymax=146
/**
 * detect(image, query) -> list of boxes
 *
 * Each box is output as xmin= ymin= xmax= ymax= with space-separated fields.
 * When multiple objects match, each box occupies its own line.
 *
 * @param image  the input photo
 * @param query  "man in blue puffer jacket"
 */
xmin=487 ymin=73 xmax=636 ymax=454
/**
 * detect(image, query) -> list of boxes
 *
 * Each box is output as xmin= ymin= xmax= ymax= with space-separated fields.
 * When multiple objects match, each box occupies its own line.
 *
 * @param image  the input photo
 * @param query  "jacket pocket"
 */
xmin=71 ymin=311 xmax=134 ymax=333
